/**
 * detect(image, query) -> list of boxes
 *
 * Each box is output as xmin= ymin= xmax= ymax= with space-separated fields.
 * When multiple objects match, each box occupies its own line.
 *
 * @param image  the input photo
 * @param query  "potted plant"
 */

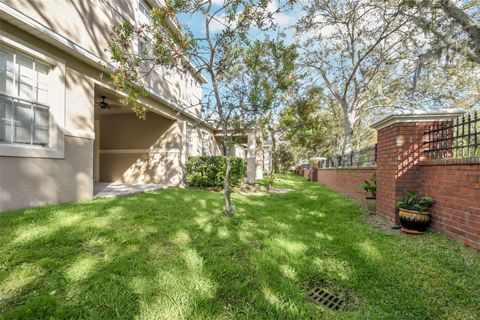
xmin=357 ymin=173 xmax=376 ymax=214
xmin=396 ymin=191 xmax=434 ymax=233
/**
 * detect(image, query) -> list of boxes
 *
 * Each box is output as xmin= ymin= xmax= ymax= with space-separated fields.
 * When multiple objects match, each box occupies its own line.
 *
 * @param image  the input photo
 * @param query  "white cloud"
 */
xmin=267 ymin=1 xmax=295 ymax=27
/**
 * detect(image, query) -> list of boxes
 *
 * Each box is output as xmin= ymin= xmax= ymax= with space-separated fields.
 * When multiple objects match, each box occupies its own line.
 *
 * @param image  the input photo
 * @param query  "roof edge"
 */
xmin=371 ymin=109 xmax=467 ymax=130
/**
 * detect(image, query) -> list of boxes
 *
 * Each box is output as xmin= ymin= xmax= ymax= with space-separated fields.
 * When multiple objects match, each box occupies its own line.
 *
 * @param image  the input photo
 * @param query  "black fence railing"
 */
xmin=424 ymin=111 xmax=480 ymax=160
xmin=319 ymin=145 xmax=377 ymax=168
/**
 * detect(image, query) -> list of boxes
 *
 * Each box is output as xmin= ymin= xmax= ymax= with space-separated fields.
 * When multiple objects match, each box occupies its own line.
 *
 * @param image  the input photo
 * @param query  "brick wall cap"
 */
xmin=317 ymin=166 xmax=377 ymax=171
xmin=371 ymin=109 xmax=467 ymax=130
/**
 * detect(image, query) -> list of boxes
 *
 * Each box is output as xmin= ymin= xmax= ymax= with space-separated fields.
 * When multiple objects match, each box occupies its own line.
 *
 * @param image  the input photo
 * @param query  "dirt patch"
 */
xmin=364 ymin=213 xmax=401 ymax=234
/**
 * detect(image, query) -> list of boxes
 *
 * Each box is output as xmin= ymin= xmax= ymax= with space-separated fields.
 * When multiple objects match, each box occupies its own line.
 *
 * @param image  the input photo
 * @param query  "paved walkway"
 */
xmin=94 ymin=182 xmax=169 ymax=198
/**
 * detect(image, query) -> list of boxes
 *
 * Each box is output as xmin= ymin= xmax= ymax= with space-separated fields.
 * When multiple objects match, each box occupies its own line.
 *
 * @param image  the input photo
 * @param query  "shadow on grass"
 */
xmin=0 ymin=174 xmax=479 ymax=319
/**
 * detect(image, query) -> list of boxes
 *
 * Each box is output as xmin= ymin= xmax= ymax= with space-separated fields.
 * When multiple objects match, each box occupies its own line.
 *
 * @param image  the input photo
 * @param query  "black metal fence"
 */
xmin=424 ymin=111 xmax=480 ymax=160
xmin=319 ymin=145 xmax=377 ymax=168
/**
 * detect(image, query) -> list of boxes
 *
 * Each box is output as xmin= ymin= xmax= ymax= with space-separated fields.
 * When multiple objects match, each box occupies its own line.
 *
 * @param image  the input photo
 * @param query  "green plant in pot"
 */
xmin=396 ymin=191 xmax=434 ymax=233
xmin=357 ymin=173 xmax=376 ymax=214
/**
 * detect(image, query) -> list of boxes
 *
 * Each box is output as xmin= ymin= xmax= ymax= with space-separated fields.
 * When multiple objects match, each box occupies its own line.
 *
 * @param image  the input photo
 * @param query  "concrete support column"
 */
xmin=247 ymin=131 xmax=257 ymax=184
xmin=255 ymin=134 xmax=264 ymax=180
xmin=371 ymin=110 xmax=465 ymax=224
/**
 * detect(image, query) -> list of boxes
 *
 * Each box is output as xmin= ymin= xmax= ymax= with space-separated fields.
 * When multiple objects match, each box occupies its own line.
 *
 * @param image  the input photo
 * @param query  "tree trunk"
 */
xmin=342 ymin=112 xmax=355 ymax=159
xmin=223 ymin=142 xmax=234 ymax=216
xmin=203 ymin=5 xmax=234 ymax=216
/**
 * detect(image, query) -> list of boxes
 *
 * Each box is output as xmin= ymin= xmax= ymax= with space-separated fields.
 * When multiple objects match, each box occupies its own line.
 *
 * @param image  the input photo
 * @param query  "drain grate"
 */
xmin=307 ymin=287 xmax=345 ymax=311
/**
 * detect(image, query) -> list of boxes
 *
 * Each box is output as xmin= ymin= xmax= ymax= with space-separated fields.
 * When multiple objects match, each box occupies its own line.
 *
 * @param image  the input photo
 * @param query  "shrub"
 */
xmin=356 ymin=173 xmax=377 ymax=198
xmin=396 ymin=191 xmax=434 ymax=212
xmin=186 ymin=156 xmax=245 ymax=188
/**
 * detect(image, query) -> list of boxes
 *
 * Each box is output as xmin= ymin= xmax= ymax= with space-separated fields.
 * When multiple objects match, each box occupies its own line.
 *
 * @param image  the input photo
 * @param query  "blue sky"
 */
xmin=177 ymin=1 xmax=304 ymax=99
xmin=178 ymin=1 xmax=303 ymax=44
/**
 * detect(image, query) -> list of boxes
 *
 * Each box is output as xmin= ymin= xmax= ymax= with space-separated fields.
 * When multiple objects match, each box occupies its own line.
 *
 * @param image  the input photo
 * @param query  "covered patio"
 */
xmin=93 ymin=181 xmax=168 ymax=198
xmin=93 ymin=85 xmax=185 ymax=196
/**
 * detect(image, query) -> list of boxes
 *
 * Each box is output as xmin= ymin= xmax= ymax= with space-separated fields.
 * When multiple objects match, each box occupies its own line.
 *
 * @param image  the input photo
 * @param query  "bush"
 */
xmin=186 ymin=156 xmax=245 ymax=188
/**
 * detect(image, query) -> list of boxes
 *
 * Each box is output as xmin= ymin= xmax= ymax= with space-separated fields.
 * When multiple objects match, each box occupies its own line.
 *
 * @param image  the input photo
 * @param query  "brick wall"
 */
xmin=420 ymin=159 xmax=480 ymax=249
xmin=376 ymin=122 xmax=431 ymax=223
xmin=302 ymin=113 xmax=480 ymax=249
xmin=315 ymin=168 xmax=377 ymax=204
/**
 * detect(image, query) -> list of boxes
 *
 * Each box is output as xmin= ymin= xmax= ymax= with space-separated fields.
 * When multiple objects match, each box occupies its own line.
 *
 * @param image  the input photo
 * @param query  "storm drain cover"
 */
xmin=307 ymin=287 xmax=345 ymax=311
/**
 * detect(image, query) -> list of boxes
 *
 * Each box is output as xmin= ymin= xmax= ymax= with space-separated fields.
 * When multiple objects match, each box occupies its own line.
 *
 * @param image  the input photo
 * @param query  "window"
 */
xmin=0 ymin=44 xmax=50 ymax=146
xmin=137 ymin=1 xmax=153 ymax=58
xmin=138 ymin=1 xmax=152 ymax=26
xmin=137 ymin=38 xmax=152 ymax=58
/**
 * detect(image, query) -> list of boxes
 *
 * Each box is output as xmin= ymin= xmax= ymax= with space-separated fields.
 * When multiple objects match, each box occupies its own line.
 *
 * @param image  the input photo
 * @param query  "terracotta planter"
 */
xmin=399 ymin=208 xmax=430 ymax=233
xmin=366 ymin=197 xmax=376 ymax=214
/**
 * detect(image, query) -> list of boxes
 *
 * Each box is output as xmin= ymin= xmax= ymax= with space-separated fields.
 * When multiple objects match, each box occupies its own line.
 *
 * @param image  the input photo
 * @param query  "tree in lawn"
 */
xmin=108 ymin=1 xmax=294 ymax=216
xmin=235 ymin=38 xmax=297 ymax=190
xmin=296 ymin=0 xmax=413 ymax=157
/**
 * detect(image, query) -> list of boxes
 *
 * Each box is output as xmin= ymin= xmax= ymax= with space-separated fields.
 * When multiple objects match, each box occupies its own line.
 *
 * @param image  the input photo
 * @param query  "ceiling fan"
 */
xmin=98 ymin=96 xmax=109 ymax=109
xmin=97 ymin=96 xmax=121 ymax=110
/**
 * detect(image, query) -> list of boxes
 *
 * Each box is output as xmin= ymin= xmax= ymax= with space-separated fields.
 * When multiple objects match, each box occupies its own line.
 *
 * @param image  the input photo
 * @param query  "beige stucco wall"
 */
xmin=0 ymin=136 xmax=93 ymax=211
xmin=0 ymin=21 xmax=97 ymax=211
xmin=0 ymin=7 xmax=220 ymax=211
xmin=98 ymin=112 xmax=183 ymax=184
xmin=97 ymin=112 xmax=220 ymax=185
xmin=1 ymin=0 xmax=134 ymax=63
xmin=1 ymin=0 xmax=203 ymax=116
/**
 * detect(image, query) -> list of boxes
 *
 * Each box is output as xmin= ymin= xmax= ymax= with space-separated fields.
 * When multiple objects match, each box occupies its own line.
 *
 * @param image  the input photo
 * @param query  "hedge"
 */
xmin=186 ymin=156 xmax=245 ymax=188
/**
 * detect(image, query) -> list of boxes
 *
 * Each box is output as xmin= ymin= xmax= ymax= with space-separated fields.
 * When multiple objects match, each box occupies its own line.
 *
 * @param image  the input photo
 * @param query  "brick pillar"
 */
xmin=372 ymin=111 xmax=466 ymax=224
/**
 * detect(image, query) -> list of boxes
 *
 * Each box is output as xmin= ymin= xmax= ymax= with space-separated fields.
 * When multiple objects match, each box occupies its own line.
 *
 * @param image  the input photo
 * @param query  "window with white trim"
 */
xmin=138 ymin=1 xmax=152 ymax=25
xmin=137 ymin=1 xmax=153 ymax=58
xmin=0 ymin=44 xmax=50 ymax=146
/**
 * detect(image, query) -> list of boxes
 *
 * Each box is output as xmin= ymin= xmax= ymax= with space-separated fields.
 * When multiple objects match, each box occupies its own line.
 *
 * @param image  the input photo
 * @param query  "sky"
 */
xmin=176 ymin=1 xmax=304 ymax=100
xmin=178 ymin=1 xmax=304 ymax=43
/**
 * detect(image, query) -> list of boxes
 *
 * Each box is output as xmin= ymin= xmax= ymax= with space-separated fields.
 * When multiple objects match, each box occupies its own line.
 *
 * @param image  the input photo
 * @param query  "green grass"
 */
xmin=0 ymin=174 xmax=479 ymax=319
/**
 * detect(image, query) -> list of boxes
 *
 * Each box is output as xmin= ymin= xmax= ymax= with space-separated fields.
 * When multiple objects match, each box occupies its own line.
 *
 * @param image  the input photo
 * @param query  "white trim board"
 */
xmin=371 ymin=109 xmax=467 ymax=130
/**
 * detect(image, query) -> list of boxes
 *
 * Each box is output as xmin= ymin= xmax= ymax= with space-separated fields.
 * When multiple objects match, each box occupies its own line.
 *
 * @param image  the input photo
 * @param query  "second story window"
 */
xmin=0 ymin=44 xmax=50 ymax=146
xmin=137 ymin=1 xmax=153 ymax=58
xmin=138 ymin=1 xmax=152 ymax=26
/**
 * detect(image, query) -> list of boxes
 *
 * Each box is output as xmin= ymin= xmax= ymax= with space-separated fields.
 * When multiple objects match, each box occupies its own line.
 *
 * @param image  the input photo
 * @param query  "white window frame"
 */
xmin=136 ymin=0 xmax=153 ymax=58
xmin=0 ymin=46 xmax=51 ymax=147
xmin=0 ymin=31 xmax=66 ymax=158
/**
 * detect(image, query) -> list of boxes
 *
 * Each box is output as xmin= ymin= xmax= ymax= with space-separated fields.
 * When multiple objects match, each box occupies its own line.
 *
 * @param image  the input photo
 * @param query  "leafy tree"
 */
xmin=296 ymin=0 xmax=411 ymax=156
xmin=295 ymin=0 xmax=479 ymax=159
xmin=402 ymin=0 xmax=480 ymax=64
xmin=396 ymin=0 xmax=480 ymax=109
xmin=233 ymin=37 xmax=297 ymax=189
xmin=108 ymin=1 xmax=295 ymax=216
xmin=272 ymin=141 xmax=294 ymax=172
xmin=279 ymin=88 xmax=342 ymax=157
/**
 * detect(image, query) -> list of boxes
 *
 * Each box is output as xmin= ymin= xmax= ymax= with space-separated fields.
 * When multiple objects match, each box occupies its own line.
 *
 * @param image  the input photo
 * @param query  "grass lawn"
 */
xmin=0 ymin=174 xmax=479 ymax=319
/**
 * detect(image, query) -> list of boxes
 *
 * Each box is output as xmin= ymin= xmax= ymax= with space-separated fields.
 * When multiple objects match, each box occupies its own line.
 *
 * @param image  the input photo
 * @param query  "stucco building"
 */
xmin=0 ymin=0 xmax=266 ymax=211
